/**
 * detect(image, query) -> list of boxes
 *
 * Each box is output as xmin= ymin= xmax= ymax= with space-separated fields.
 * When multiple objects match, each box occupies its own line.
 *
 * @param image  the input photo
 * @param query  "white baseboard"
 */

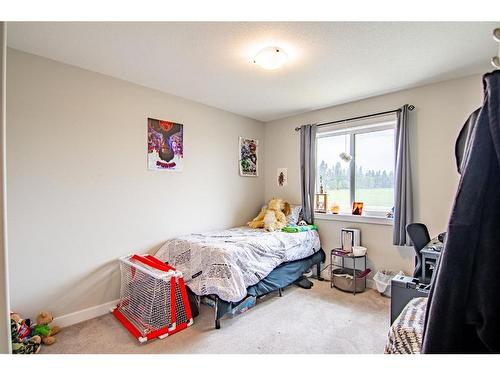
xmin=53 ymin=299 xmax=119 ymax=328
xmin=53 ymin=272 xmax=381 ymax=329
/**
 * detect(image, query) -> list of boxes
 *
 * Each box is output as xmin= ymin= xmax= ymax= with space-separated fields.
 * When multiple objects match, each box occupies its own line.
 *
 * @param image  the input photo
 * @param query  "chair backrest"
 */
xmin=406 ymin=223 xmax=431 ymax=253
xmin=406 ymin=223 xmax=431 ymax=280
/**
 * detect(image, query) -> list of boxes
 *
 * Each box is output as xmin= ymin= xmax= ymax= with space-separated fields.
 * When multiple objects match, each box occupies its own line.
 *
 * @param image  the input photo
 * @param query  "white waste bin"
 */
xmin=374 ymin=270 xmax=403 ymax=297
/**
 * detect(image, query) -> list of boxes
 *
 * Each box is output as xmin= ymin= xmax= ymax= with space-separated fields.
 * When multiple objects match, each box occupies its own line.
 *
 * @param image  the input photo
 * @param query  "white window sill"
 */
xmin=315 ymin=212 xmax=393 ymax=226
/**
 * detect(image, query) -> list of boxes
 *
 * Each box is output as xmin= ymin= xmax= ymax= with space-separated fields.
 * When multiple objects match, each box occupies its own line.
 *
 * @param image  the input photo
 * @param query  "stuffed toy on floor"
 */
xmin=10 ymin=313 xmax=42 ymax=354
xmin=248 ymin=198 xmax=291 ymax=231
xmin=33 ymin=311 xmax=61 ymax=345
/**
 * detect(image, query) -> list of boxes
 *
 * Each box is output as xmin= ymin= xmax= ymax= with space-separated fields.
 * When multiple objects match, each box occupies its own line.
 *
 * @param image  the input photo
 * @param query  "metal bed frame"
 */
xmin=206 ymin=254 xmax=324 ymax=329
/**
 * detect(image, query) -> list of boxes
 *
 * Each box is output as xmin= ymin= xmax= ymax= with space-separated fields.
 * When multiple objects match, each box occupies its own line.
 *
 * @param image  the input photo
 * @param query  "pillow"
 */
xmin=286 ymin=205 xmax=302 ymax=225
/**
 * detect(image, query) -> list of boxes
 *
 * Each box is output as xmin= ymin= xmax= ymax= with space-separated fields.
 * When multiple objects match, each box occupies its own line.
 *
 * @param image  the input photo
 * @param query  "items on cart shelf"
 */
xmin=332 ymin=248 xmax=350 ymax=256
xmin=332 ymin=268 xmax=371 ymax=280
xmin=341 ymin=228 xmax=360 ymax=252
xmin=352 ymin=246 xmax=367 ymax=256
xmin=331 ymin=245 xmax=367 ymax=257
xmin=332 ymin=268 xmax=367 ymax=293
xmin=357 ymin=268 xmax=372 ymax=279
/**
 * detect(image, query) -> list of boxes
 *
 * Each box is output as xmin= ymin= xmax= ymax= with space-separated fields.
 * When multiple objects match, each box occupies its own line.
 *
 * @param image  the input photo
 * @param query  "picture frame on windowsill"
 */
xmin=315 ymin=193 xmax=328 ymax=213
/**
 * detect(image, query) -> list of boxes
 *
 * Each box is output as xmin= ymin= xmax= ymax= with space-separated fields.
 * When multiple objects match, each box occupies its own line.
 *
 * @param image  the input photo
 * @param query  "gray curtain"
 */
xmin=393 ymin=105 xmax=413 ymax=246
xmin=300 ymin=124 xmax=317 ymax=224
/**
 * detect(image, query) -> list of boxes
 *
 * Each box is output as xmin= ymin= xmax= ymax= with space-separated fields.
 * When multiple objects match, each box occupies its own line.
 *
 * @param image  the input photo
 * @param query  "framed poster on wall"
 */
xmin=147 ymin=117 xmax=184 ymax=171
xmin=239 ymin=137 xmax=258 ymax=177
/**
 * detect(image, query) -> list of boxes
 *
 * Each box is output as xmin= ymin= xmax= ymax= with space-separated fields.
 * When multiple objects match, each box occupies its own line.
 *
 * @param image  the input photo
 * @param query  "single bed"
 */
xmin=154 ymin=226 xmax=323 ymax=328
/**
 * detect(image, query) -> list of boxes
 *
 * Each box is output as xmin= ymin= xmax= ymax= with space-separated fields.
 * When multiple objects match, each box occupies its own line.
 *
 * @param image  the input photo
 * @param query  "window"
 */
xmin=316 ymin=115 xmax=396 ymax=217
xmin=317 ymin=134 xmax=351 ymax=213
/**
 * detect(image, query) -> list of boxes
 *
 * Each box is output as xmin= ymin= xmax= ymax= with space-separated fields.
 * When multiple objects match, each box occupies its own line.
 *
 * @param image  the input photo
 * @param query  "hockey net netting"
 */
xmin=116 ymin=255 xmax=183 ymax=337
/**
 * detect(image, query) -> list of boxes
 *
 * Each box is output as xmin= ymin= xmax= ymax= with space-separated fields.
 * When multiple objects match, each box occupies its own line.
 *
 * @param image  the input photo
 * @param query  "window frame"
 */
xmin=316 ymin=119 xmax=396 ymax=218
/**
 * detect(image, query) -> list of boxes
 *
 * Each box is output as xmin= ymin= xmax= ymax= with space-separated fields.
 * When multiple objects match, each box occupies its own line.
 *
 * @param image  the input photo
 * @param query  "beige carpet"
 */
xmin=42 ymin=280 xmax=390 ymax=354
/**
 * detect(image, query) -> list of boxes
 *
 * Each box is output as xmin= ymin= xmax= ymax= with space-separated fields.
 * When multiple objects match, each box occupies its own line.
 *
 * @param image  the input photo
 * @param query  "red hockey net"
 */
xmin=113 ymin=254 xmax=193 ymax=342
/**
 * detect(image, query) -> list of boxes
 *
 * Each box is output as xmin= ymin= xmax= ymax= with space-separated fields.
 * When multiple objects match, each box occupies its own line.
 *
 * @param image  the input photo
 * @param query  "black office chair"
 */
xmin=406 ymin=223 xmax=431 ymax=280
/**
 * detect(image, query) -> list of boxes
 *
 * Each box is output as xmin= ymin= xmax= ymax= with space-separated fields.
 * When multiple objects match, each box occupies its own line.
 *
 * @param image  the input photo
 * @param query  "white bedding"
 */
xmin=154 ymin=226 xmax=321 ymax=302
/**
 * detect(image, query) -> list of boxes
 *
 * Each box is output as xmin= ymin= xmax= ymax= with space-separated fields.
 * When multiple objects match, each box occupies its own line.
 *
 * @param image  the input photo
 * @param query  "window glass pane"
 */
xmin=316 ymin=134 xmax=351 ymax=213
xmin=354 ymin=129 xmax=394 ymax=214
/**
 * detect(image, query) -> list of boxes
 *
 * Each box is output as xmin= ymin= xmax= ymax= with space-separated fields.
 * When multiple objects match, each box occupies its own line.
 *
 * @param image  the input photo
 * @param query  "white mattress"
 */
xmin=154 ymin=226 xmax=321 ymax=302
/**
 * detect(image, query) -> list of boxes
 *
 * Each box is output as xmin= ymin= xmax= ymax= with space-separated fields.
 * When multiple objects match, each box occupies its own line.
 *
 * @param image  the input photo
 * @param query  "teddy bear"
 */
xmin=10 ymin=313 xmax=42 ymax=354
xmin=32 ymin=311 xmax=61 ymax=345
xmin=248 ymin=198 xmax=291 ymax=231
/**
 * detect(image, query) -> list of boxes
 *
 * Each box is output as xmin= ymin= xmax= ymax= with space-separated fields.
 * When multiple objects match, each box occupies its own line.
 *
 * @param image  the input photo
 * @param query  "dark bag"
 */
xmin=185 ymin=286 xmax=200 ymax=318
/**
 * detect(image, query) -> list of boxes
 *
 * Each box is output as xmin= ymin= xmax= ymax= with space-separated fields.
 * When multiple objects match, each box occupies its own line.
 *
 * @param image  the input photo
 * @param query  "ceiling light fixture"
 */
xmin=253 ymin=47 xmax=288 ymax=70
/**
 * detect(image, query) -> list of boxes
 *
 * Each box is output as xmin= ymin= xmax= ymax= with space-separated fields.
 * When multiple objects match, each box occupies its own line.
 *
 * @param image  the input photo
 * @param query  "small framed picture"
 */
xmin=352 ymin=202 xmax=364 ymax=216
xmin=315 ymin=193 xmax=328 ymax=213
xmin=277 ymin=168 xmax=287 ymax=187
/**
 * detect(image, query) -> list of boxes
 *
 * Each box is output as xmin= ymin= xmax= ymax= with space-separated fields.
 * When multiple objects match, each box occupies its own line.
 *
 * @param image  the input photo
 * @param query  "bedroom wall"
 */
xmin=264 ymin=74 xmax=484 ymax=279
xmin=6 ymin=49 xmax=265 ymax=322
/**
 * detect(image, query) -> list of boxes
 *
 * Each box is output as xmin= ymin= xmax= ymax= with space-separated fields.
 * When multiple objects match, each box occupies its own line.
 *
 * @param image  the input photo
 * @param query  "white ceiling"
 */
xmin=7 ymin=22 xmax=499 ymax=122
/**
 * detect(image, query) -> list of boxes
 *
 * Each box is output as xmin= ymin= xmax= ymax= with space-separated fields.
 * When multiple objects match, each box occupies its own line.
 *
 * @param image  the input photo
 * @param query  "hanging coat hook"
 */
xmin=494 ymin=28 xmax=500 ymax=43
xmin=492 ymin=28 xmax=500 ymax=69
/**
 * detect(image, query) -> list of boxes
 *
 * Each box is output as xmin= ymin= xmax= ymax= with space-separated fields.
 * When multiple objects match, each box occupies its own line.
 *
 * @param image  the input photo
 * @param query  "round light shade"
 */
xmin=253 ymin=47 xmax=288 ymax=70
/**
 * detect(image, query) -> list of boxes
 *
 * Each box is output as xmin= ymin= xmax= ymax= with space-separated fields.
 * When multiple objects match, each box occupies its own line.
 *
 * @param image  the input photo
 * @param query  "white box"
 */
xmin=341 ymin=228 xmax=361 ymax=252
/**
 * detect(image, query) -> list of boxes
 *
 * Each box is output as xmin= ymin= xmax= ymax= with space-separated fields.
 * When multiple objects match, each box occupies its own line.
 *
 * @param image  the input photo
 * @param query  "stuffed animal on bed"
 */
xmin=248 ymin=198 xmax=291 ymax=232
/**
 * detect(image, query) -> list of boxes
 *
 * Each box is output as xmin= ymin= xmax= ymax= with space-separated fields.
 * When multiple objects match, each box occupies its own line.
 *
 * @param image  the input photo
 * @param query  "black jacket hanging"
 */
xmin=455 ymin=107 xmax=480 ymax=174
xmin=422 ymin=70 xmax=500 ymax=353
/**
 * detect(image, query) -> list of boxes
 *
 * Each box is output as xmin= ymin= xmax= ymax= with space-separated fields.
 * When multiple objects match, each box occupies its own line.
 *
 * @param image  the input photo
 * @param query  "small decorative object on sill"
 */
xmin=352 ymin=202 xmax=364 ymax=216
xmin=331 ymin=202 xmax=340 ymax=214
xmin=315 ymin=193 xmax=328 ymax=213
xmin=386 ymin=207 xmax=394 ymax=218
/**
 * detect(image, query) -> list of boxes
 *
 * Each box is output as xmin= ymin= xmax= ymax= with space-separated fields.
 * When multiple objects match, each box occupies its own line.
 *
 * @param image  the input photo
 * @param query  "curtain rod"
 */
xmin=294 ymin=105 xmax=415 ymax=132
